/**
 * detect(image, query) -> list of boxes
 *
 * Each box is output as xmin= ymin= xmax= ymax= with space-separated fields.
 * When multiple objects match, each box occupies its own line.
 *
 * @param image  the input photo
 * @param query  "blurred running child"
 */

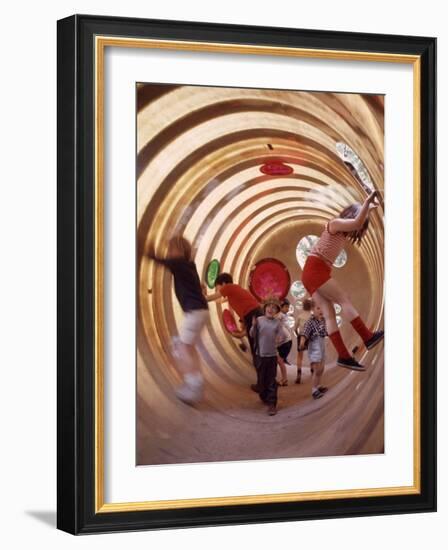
xmin=147 ymin=236 xmax=209 ymax=405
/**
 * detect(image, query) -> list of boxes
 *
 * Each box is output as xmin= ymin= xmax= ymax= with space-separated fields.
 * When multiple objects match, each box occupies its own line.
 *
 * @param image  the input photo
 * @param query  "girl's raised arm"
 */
xmin=147 ymin=245 xmax=164 ymax=263
xmin=147 ymin=243 xmax=174 ymax=263
xmin=329 ymin=190 xmax=378 ymax=233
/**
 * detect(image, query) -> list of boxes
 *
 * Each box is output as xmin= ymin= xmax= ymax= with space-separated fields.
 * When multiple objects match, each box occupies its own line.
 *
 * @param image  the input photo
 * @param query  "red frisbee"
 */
xmin=222 ymin=309 xmax=238 ymax=333
xmin=260 ymin=161 xmax=293 ymax=176
xmin=249 ymin=258 xmax=291 ymax=301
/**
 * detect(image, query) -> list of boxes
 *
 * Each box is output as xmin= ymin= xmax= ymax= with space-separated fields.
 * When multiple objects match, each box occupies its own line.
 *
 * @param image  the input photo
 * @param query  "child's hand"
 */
xmin=367 ymin=190 xmax=378 ymax=204
xmin=147 ymin=243 xmax=156 ymax=258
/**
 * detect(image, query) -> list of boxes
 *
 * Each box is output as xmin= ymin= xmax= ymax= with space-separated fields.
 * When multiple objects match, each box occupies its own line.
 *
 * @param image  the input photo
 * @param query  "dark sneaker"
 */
xmin=365 ymin=330 xmax=384 ymax=350
xmin=318 ymin=386 xmax=328 ymax=394
xmin=312 ymin=389 xmax=324 ymax=400
xmin=295 ymin=370 xmax=302 ymax=384
xmin=337 ymin=356 xmax=366 ymax=371
xmin=267 ymin=405 xmax=277 ymax=416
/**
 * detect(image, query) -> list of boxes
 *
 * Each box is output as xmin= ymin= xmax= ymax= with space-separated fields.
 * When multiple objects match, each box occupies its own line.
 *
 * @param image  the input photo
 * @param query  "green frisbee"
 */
xmin=206 ymin=259 xmax=220 ymax=289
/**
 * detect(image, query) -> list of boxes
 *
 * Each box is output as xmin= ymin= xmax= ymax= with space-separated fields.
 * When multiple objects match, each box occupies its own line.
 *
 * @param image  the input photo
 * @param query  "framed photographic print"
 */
xmin=57 ymin=14 xmax=436 ymax=534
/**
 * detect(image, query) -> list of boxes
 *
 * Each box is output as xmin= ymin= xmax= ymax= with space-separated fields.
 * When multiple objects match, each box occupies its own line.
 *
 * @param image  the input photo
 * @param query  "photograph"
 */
xmin=137 ymin=83 xmax=385 ymax=465
xmin=56 ymin=13 xmax=436 ymax=533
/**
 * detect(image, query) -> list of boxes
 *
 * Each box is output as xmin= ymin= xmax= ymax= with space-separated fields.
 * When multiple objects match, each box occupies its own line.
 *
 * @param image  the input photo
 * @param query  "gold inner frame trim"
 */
xmin=94 ymin=35 xmax=421 ymax=514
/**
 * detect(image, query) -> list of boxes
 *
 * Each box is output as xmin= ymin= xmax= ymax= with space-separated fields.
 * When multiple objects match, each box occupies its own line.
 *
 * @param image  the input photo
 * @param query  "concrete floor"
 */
xmin=136 ymin=343 xmax=384 ymax=466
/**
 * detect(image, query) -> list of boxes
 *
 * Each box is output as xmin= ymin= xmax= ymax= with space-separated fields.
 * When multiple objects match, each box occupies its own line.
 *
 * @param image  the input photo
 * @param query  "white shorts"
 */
xmin=179 ymin=309 xmax=209 ymax=345
xmin=308 ymin=337 xmax=326 ymax=364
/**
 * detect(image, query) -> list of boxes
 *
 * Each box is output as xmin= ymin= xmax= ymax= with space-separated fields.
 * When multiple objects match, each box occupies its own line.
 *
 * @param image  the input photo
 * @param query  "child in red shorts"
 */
xmin=301 ymin=190 xmax=384 ymax=371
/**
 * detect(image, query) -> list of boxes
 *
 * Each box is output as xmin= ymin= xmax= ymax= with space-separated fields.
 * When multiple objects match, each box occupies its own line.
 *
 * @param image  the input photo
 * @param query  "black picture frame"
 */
xmin=57 ymin=14 xmax=436 ymax=535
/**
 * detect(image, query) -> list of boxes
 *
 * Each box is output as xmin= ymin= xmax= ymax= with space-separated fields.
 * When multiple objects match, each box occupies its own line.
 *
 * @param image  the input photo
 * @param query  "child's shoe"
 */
xmin=312 ymin=389 xmax=324 ymax=400
xmin=337 ymin=356 xmax=365 ymax=371
xmin=176 ymin=373 xmax=204 ymax=405
xmin=365 ymin=330 xmax=384 ymax=350
xmin=171 ymin=336 xmax=182 ymax=359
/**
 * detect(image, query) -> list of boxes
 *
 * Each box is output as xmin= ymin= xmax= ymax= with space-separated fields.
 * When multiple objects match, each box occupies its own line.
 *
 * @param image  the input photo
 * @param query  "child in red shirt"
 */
xmin=206 ymin=273 xmax=263 ymax=375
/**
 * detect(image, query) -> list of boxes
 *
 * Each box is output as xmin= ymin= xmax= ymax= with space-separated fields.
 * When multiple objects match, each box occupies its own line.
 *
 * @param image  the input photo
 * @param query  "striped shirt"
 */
xmin=302 ymin=316 xmax=327 ymax=341
xmin=310 ymin=222 xmax=346 ymax=265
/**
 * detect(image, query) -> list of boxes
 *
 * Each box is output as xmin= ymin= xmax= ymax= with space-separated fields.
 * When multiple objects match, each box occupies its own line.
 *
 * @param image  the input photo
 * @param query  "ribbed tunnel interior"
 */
xmin=136 ymin=84 xmax=384 ymax=465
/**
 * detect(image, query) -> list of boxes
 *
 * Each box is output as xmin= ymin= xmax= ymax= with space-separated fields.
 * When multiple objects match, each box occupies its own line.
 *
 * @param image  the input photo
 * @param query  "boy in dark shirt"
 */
xmin=148 ymin=236 xmax=209 ymax=405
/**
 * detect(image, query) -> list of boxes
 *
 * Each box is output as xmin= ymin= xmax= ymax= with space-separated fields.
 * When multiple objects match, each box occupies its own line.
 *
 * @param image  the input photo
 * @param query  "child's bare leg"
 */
xmin=316 ymin=279 xmax=380 ymax=346
xmin=175 ymin=343 xmax=204 ymax=403
xmin=312 ymin=361 xmax=325 ymax=389
xmin=316 ymin=278 xmax=359 ymax=321
xmin=312 ymin=291 xmax=338 ymax=334
xmin=296 ymin=351 xmax=303 ymax=383
xmin=313 ymin=290 xmax=352 ymax=362
xmin=176 ymin=343 xmax=201 ymax=375
xmin=318 ymin=360 xmax=327 ymax=392
xmin=311 ymin=361 xmax=326 ymax=399
xmin=277 ymin=355 xmax=288 ymax=385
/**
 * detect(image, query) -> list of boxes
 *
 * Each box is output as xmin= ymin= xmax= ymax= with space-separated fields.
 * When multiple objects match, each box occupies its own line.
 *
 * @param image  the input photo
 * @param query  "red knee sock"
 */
xmin=329 ymin=331 xmax=351 ymax=359
xmin=350 ymin=316 xmax=373 ymax=343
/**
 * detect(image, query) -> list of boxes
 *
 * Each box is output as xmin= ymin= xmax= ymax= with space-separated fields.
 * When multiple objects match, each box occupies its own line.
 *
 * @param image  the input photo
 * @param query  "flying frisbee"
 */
xmin=222 ymin=309 xmax=238 ymax=334
xmin=249 ymin=258 xmax=291 ymax=301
